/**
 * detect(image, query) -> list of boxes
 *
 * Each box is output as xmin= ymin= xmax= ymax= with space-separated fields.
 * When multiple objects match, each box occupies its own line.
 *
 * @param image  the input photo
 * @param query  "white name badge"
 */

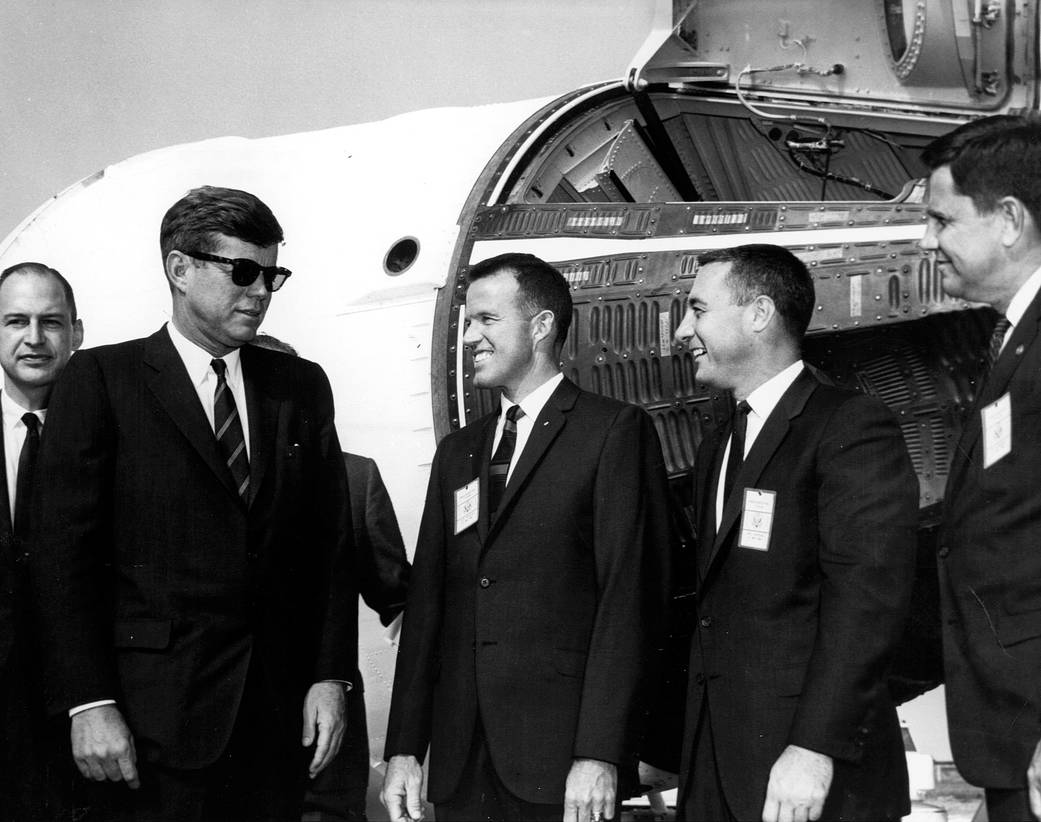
xmin=739 ymin=488 xmax=776 ymax=552
xmin=454 ymin=478 xmax=480 ymax=534
xmin=981 ymin=393 xmax=1012 ymax=470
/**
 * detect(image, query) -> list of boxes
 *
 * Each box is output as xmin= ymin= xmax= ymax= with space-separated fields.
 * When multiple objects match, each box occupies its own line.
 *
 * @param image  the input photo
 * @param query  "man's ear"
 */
xmin=71 ymin=319 xmax=84 ymax=351
xmin=748 ymin=294 xmax=777 ymax=333
xmin=530 ymin=309 xmax=556 ymax=347
xmin=999 ymin=195 xmax=1031 ymax=248
xmin=165 ymin=250 xmax=193 ymax=294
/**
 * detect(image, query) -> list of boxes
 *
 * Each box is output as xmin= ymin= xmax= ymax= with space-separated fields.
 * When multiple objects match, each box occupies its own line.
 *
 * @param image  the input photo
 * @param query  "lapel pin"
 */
xmin=543 ymin=421 xmax=549 ymax=426
xmin=1016 ymin=344 xmax=1025 ymax=355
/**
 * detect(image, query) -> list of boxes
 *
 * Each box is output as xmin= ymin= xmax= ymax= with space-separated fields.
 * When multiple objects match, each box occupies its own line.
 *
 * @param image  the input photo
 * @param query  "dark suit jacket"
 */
xmin=940 ymin=288 xmax=1041 ymax=788
xmin=304 ymin=453 xmax=410 ymax=820
xmin=384 ymin=377 xmax=672 ymax=805
xmin=0 ymin=415 xmax=77 ymax=819
xmin=346 ymin=453 xmax=409 ymax=630
xmin=0 ymin=433 xmax=18 ymax=674
xmin=684 ymin=368 xmax=917 ymax=821
xmin=29 ymin=328 xmax=356 ymax=770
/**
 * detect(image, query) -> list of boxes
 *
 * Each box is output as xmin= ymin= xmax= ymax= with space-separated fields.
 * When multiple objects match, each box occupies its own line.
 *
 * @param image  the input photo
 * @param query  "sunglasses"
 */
xmin=185 ymin=250 xmax=292 ymax=292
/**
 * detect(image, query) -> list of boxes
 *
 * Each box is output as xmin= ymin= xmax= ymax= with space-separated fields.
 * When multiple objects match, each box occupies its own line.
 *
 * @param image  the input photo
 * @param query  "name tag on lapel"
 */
xmin=981 ymin=393 xmax=1012 ymax=470
xmin=739 ymin=489 xmax=776 ymax=551
xmin=454 ymin=478 xmax=480 ymax=534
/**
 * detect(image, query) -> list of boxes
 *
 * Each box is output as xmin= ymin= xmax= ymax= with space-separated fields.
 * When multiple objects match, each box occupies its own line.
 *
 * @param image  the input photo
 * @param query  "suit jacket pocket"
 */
xmin=553 ymin=647 xmax=587 ymax=678
xmin=113 ymin=619 xmax=172 ymax=650
xmin=773 ymin=662 xmax=807 ymax=697
xmin=998 ymin=610 xmax=1041 ymax=647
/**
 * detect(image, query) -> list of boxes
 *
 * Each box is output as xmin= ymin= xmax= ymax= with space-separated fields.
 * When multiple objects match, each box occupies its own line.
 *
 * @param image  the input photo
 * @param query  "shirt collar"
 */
xmin=500 ymin=372 xmax=565 ymax=422
xmin=166 ymin=322 xmax=243 ymax=387
xmin=743 ymin=360 xmax=805 ymax=422
xmin=0 ymin=389 xmax=45 ymax=430
xmin=1005 ymin=265 xmax=1041 ymax=328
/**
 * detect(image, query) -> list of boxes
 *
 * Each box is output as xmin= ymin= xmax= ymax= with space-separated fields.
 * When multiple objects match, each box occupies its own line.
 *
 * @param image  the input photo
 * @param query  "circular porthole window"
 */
xmin=384 ymin=237 xmax=420 ymax=276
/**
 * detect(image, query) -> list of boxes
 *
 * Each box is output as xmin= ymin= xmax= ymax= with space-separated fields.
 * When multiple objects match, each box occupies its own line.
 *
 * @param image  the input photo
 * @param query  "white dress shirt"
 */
xmin=491 ymin=372 xmax=565 ymax=485
xmin=166 ymin=322 xmax=251 ymax=457
xmin=1 ymin=390 xmax=44 ymax=524
xmin=998 ymin=265 xmax=1041 ymax=355
xmin=715 ymin=360 xmax=805 ymax=526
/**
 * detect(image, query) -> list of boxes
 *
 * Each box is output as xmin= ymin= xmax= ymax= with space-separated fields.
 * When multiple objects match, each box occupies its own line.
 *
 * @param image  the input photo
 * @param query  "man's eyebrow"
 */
xmin=926 ymin=207 xmax=948 ymax=221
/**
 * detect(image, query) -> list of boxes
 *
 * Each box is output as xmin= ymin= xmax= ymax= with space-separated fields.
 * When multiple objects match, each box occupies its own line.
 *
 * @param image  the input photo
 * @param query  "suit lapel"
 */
xmin=694 ymin=428 xmax=725 ymax=582
xmin=143 ymin=328 xmax=242 ymax=503
xmin=485 ymin=378 xmax=577 ymax=546
xmin=0 ymin=433 xmax=11 ymax=546
xmin=240 ymin=346 xmax=281 ymax=509
xmin=950 ymin=293 xmax=1041 ymax=492
xmin=473 ymin=413 xmax=497 ymax=546
xmin=706 ymin=368 xmax=817 ymax=572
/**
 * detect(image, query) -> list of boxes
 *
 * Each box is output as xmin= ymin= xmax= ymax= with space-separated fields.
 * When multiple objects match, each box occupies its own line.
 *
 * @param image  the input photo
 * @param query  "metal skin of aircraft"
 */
xmin=1 ymin=0 xmax=1037 ymax=816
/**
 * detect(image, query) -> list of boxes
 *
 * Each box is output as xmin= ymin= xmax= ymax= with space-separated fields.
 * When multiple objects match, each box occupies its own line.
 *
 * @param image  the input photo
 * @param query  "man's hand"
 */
xmin=302 ymin=681 xmax=347 ymax=778
xmin=1027 ymin=737 xmax=1041 ymax=818
xmin=381 ymin=754 xmax=425 ymax=822
xmin=70 ymin=704 xmax=139 ymax=789
xmin=762 ymin=744 xmax=833 ymax=822
xmin=564 ymin=758 xmax=617 ymax=822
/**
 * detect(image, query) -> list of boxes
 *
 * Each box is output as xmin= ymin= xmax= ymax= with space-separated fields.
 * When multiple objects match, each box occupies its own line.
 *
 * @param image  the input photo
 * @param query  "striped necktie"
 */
xmin=211 ymin=358 xmax=250 ymax=502
xmin=987 ymin=316 xmax=1012 ymax=369
xmin=488 ymin=404 xmax=524 ymax=519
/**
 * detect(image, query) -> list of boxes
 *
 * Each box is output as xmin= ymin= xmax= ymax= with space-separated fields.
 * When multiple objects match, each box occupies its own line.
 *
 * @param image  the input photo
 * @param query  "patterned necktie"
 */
xmin=722 ymin=400 xmax=751 ymax=505
xmin=211 ymin=359 xmax=250 ymax=502
xmin=488 ymin=404 xmax=524 ymax=518
xmin=14 ymin=412 xmax=39 ymax=537
xmin=987 ymin=316 xmax=1012 ymax=369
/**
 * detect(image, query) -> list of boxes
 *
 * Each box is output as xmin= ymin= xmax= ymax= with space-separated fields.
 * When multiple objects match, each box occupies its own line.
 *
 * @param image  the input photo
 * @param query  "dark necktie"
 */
xmin=488 ymin=404 xmax=524 ymax=518
xmin=15 ymin=412 xmax=40 ymax=538
xmin=722 ymin=400 xmax=751 ymax=505
xmin=211 ymin=359 xmax=250 ymax=502
xmin=987 ymin=316 xmax=1012 ymax=369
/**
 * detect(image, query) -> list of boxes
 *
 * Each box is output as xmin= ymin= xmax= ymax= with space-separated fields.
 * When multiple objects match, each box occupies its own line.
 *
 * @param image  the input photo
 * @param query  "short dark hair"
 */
xmin=0 ymin=261 xmax=78 ymax=323
xmin=159 ymin=186 xmax=284 ymax=263
xmin=250 ymin=333 xmax=298 ymax=356
xmin=466 ymin=253 xmax=573 ymax=350
xmin=697 ymin=244 xmax=815 ymax=339
xmin=921 ymin=114 xmax=1041 ymax=226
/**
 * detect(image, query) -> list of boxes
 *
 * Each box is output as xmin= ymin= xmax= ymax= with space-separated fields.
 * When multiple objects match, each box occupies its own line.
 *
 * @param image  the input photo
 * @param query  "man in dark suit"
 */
xmin=380 ymin=253 xmax=671 ymax=822
xmin=920 ymin=116 xmax=1041 ymax=820
xmin=29 ymin=186 xmax=356 ymax=821
xmin=304 ymin=453 xmax=411 ymax=822
xmin=0 ymin=262 xmax=82 ymax=820
xmin=248 ymin=335 xmax=412 ymax=822
xmin=670 ymin=244 xmax=917 ymax=821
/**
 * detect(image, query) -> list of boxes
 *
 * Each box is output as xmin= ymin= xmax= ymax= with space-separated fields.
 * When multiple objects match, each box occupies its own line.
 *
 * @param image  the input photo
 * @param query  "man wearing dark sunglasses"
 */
xmin=30 ymin=185 xmax=356 ymax=821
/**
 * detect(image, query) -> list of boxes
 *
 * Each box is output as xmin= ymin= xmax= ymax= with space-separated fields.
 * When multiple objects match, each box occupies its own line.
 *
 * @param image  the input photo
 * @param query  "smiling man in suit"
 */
xmin=671 ymin=244 xmax=917 ymax=822
xmin=380 ymin=252 xmax=671 ymax=822
xmin=29 ymin=186 xmax=356 ymax=821
xmin=920 ymin=116 xmax=1041 ymax=821
xmin=0 ymin=262 xmax=82 ymax=820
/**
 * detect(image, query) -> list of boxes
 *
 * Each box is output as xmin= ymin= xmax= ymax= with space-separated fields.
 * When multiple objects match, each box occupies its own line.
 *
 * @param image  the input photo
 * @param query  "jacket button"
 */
xmin=938 ymin=545 xmax=950 ymax=558
xmin=700 ymin=616 xmax=713 ymax=628
xmin=479 ymin=577 xmax=491 ymax=588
